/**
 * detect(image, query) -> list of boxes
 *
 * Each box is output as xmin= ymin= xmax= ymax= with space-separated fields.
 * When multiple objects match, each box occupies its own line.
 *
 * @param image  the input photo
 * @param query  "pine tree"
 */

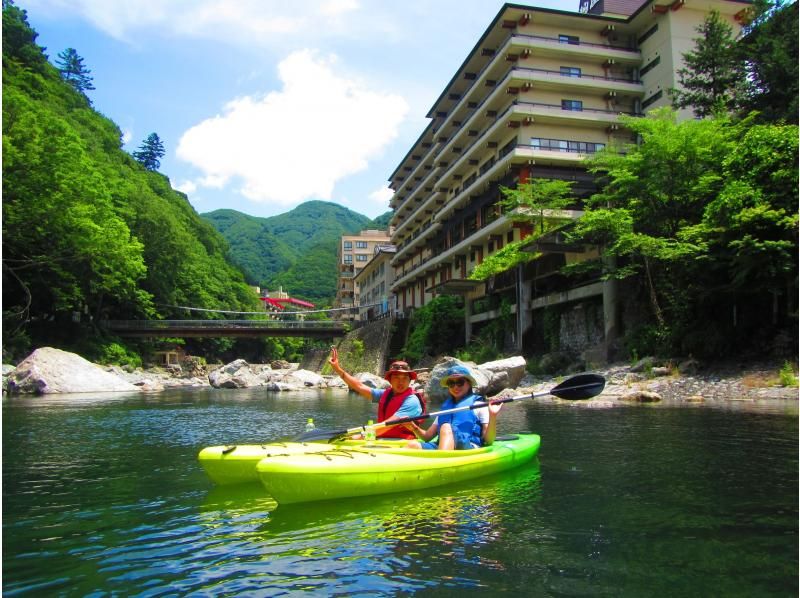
xmin=55 ymin=47 xmax=95 ymax=94
xmin=133 ymin=133 xmax=166 ymax=171
xmin=739 ymin=1 xmax=799 ymax=123
xmin=670 ymin=10 xmax=746 ymax=117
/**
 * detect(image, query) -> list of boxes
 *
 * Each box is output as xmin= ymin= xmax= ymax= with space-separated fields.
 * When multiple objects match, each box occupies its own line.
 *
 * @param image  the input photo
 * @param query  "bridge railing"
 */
xmin=104 ymin=319 xmax=346 ymax=330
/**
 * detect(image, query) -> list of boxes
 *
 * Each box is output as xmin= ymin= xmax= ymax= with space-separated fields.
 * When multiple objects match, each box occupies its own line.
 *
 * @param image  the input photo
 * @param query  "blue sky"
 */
xmin=20 ymin=0 xmax=575 ymax=219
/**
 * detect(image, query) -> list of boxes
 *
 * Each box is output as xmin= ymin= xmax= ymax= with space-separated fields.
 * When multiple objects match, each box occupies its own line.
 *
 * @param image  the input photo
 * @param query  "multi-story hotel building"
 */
xmin=354 ymin=244 xmax=396 ymax=321
xmin=334 ymin=229 xmax=392 ymax=321
xmin=387 ymin=0 xmax=748 ymax=358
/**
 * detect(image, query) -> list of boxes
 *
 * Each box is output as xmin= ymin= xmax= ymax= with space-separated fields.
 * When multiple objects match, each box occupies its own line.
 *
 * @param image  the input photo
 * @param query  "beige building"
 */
xmin=387 ymin=0 xmax=748 ymax=356
xmin=335 ymin=229 xmax=392 ymax=321
xmin=354 ymin=244 xmax=397 ymax=321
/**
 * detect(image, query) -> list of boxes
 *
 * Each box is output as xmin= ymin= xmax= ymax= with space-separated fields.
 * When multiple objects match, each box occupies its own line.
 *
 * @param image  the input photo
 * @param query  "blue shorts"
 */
xmin=420 ymin=429 xmax=479 ymax=450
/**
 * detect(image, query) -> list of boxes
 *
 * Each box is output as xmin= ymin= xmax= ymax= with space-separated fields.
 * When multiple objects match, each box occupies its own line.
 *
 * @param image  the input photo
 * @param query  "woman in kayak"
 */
xmin=328 ymin=347 xmax=424 ymax=439
xmin=404 ymin=365 xmax=502 ymax=450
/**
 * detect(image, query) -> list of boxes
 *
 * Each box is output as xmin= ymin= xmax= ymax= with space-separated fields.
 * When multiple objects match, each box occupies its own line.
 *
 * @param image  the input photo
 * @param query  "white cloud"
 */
xmin=29 ymin=0 xmax=363 ymax=44
xmin=120 ymin=128 xmax=132 ymax=145
xmin=320 ymin=0 xmax=360 ymax=17
xmin=176 ymin=49 xmax=408 ymax=207
xmin=174 ymin=180 xmax=196 ymax=194
xmin=368 ymin=186 xmax=394 ymax=208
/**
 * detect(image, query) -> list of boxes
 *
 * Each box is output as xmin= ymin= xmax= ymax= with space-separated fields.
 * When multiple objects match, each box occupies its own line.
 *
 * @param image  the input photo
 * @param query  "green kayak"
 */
xmin=256 ymin=433 xmax=541 ymax=504
xmin=198 ymin=439 xmax=408 ymax=485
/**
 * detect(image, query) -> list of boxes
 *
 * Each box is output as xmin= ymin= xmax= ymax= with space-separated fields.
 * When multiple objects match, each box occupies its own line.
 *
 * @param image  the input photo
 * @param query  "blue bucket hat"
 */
xmin=440 ymin=365 xmax=477 ymax=388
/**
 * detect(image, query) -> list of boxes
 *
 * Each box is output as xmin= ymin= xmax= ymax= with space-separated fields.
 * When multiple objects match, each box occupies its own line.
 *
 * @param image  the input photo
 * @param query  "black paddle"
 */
xmin=297 ymin=373 xmax=605 ymax=443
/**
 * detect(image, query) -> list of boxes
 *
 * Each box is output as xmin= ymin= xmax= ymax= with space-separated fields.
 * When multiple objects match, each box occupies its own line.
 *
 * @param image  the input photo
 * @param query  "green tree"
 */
xmin=500 ymin=178 xmax=575 ymax=234
xmin=133 ymin=132 xmax=165 ymax=171
xmin=402 ymin=296 xmax=464 ymax=362
xmin=469 ymin=178 xmax=575 ymax=281
xmin=738 ymin=1 xmax=799 ymax=123
xmin=55 ymin=47 xmax=95 ymax=94
xmin=670 ymin=10 xmax=747 ymax=117
xmin=568 ymin=108 xmax=797 ymax=356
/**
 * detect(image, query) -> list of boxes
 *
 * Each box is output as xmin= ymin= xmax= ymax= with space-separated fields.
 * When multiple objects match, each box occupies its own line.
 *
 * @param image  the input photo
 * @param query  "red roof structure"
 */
xmin=259 ymin=296 xmax=315 ymax=310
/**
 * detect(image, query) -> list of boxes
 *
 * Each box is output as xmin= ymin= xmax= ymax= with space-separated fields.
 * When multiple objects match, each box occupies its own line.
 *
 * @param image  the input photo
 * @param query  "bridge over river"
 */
xmin=103 ymin=319 xmax=349 ymax=339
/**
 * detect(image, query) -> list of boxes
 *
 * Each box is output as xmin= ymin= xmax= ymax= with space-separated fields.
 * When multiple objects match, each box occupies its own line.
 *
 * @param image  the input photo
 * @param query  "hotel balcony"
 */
xmin=388 ymin=31 xmax=641 ymax=200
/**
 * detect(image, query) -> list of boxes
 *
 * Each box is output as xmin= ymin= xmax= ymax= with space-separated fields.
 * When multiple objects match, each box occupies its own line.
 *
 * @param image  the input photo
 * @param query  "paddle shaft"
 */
xmin=345 ymin=380 xmax=595 ymax=437
xmin=295 ymin=373 xmax=605 ymax=442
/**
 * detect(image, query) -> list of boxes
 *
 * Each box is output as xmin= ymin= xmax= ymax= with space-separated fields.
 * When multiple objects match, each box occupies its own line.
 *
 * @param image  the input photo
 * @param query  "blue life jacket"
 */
xmin=437 ymin=392 xmax=484 ymax=447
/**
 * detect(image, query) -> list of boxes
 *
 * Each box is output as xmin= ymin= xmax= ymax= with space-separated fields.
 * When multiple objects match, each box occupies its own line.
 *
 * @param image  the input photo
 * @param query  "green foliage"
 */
xmin=571 ymin=108 xmax=797 ymax=358
xmin=500 ymin=178 xmax=575 ymax=233
xmin=738 ymin=1 xmax=798 ymax=123
xmin=132 ymin=132 xmax=165 ymax=171
xmin=455 ymin=333 xmax=501 ymax=364
xmin=2 ymin=5 xmax=261 ymax=357
xmin=470 ymin=178 xmax=575 ymax=281
xmin=370 ymin=211 xmax=393 ymax=229
xmin=350 ymin=339 xmax=365 ymax=361
xmin=95 ymin=341 xmax=142 ymax=368
xmin=469 ymin=240 xmax=538 ymax=281
xmin=670 ymin=10 xmax=747 ymax=117
xmin=402 ymin=296 xmax=464 ymax=362
xmin=779 ymin=361 xmax=798 ymax=387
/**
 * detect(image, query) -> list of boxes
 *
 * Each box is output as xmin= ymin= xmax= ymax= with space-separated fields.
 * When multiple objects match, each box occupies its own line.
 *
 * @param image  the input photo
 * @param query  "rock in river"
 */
xmin=7 ymin=347 xmax=139 ymax=394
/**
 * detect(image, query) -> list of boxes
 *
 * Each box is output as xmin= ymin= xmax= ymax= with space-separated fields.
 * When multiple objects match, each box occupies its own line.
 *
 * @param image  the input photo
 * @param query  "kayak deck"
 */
xmin=256 ymin=433 xmax=540 ymax=504
xmin=198 ymin=439 xmax=408 ymax=485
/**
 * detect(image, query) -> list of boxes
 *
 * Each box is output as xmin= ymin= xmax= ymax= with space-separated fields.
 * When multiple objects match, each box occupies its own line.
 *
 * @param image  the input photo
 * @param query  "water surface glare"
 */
xmin=3 ymin=387 xmax=797 ymax=596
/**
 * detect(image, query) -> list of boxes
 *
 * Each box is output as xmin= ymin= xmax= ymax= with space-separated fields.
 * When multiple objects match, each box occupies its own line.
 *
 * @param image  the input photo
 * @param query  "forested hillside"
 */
xmin=2 ymin=4 xmax=260 ymax=362
xmin=202 ymin=202 xmax=392 ymax=304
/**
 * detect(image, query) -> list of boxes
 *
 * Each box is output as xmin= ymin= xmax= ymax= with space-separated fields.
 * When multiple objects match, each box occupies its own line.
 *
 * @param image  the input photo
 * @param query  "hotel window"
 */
xmin=637 ymin=24 xmax=658 ymax=46
xmin=640 ymin=56 xmax=661 ymax=77
xmin=559 ymin=34 xmax=579 ymax=45
xmin=560 ymin=66 xmax=581 ymax=78
xmin=356 ymin=241 xmax=368 ymax=248
xmin=642 ymin=90 xmax=663 ymax=109
xmin=343 ymin=241 xmax=352 ymax=250
xmin=344 ymin=255 xmax=353 ymax=264
xmin=356 ymin=254 xmax=368 ymax=262
xmin=561 ymin=99 xmax=583 ymax=111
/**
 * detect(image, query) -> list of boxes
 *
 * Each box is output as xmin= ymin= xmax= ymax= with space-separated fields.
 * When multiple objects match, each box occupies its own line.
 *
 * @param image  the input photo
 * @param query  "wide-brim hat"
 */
xmin=440 ymin=365 xmax=477 ymax=387
xmin=384 ymin=360 xmax=417 ymax=381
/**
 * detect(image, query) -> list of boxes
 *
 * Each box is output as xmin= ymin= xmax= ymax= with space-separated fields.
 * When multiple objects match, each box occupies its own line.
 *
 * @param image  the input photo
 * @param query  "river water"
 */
xmin=3 ymin=387 xmax=797 ymax=596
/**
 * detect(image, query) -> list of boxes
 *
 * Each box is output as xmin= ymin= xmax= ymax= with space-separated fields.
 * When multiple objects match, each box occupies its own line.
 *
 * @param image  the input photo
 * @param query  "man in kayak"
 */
xmin=328 ymin=347 xmax=424 ymax=439
xmin=404 ymin=365 xmax=502 ymax=450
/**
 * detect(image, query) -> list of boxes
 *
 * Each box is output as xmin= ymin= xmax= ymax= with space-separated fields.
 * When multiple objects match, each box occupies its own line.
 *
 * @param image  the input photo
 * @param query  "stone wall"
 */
xmin=301 ymin=318 xmax=395 ymax=375
xmin=559 ymin=299 xmax=604 ymax=354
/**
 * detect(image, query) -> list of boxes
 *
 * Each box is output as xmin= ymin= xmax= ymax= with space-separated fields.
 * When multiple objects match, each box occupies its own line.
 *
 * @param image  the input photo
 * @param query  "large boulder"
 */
xmin=208 ymin=359 xmax=259 ymax=388
xmin=280 ymin=369 xmax=325 ymax=387
xmin=425 ymin=358 xmax=489 ymax=402
xmin=6 ymin=347 xmax=140 ymax=394
xmin=479 ymin=356 xmax=527 ymax=396
xmin=425 ymin=356 xmax=528 ymax=401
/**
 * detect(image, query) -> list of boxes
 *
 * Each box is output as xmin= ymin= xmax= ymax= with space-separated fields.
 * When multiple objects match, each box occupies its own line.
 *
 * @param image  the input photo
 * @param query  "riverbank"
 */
xmin=3 ymin=348 xmax=797 ymax=404
xmin=72 ymin=359 xmax=800 ymax=403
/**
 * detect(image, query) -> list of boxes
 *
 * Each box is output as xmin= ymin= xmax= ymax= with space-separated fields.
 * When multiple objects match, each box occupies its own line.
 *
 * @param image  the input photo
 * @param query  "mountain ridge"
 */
xmin=201 ymin=202 xmax=393 ymax=304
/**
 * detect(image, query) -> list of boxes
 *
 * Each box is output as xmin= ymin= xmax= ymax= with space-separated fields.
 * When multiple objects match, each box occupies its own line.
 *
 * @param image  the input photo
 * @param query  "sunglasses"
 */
xmin=446 ymin=378 xmax=467 ymax=388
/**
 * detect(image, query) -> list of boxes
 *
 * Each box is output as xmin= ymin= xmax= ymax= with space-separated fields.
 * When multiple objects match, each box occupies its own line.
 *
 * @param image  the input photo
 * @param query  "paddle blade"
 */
xmin=549 ymin=373 xmax=605 ymax=400
xmin=294 ymin=428 xmax=348 ymax=443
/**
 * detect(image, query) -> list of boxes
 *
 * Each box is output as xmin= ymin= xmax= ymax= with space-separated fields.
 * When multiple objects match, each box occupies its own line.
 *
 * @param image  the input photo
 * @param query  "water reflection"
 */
xmin=192 ymin=462 xmax=543 ymax=593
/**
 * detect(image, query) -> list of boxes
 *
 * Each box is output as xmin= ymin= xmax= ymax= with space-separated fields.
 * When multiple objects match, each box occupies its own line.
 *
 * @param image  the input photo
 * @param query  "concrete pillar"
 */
xmin=517 ymin=265 xmax=533 ymax=353
xmin=464 ymin=297 xmax=472 ymax=344
xmin=602 ymin=255 xmax=619 ymax=361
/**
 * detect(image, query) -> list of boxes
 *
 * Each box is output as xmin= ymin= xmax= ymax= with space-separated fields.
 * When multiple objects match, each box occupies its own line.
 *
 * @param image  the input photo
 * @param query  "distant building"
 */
xmin=354 ymin=244 xmax=397 ymax=321
xmin=386 ymin=0 xmax=747 ymax=358
xmin=334 ymin=229 xmax=393 ymax=321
